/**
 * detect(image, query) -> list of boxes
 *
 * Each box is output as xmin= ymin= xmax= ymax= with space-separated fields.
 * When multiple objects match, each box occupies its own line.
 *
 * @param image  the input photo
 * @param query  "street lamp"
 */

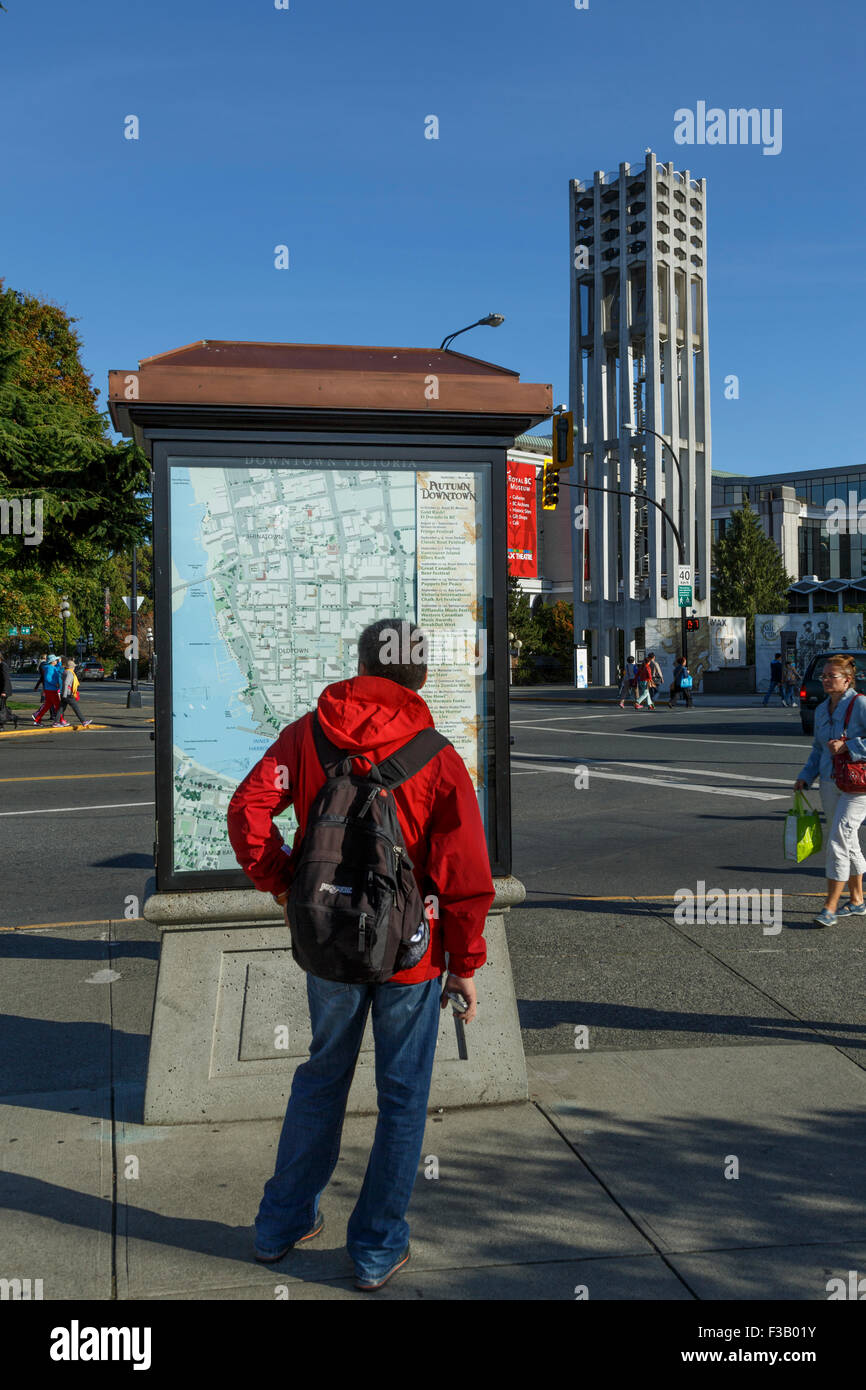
xmin=439 ymin=313 xmax=505 ymax=352
xmin=623 ymin=422 xmax=690 ymax=663
xmin=60 ymin=597 xmax=71 ymax=659
xmin=623 ymin=421 xmax=686 ymax=567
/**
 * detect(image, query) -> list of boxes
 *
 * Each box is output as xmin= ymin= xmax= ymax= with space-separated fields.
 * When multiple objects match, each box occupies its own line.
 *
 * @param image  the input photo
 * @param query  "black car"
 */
xmin=799 ymin=650 xmax=866 ymax=735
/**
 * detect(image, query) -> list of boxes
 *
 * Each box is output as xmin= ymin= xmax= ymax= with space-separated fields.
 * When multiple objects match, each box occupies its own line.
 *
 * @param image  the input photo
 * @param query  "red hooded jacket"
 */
xmin=226 ymin=674 xmax=494 ymax=983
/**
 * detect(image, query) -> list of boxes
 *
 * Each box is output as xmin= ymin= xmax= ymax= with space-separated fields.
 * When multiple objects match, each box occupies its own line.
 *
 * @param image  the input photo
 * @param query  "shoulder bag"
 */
xmin=832 ymin=696 xmax=866 ymax=793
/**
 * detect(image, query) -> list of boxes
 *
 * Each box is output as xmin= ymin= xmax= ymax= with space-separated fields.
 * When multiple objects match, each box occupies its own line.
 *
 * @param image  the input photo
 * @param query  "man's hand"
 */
xmin=441 ymin=972 xmax=477 ymax=1024
xmin=794 ymin=779 xmax=810 ymax=791
xmin=828 ymin=739 xmax=845 ymax=754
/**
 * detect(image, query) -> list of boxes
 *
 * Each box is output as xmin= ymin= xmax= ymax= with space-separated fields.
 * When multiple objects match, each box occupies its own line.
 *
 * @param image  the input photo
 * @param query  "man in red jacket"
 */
xmin=227 ymin=617 xmax=495 ymax=1290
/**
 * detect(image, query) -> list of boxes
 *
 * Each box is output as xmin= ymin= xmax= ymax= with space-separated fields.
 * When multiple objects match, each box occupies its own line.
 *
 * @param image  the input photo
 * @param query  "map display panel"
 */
xmin=169 ymin=461 xmax=490 ymax=875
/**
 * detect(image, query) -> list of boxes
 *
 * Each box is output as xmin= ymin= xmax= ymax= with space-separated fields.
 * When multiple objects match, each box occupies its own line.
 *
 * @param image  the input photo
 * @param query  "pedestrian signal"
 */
xmin=686 ymin=617 xmax=699 ymax=631
xmin=542 ymin=458 xmax=560 ymax=510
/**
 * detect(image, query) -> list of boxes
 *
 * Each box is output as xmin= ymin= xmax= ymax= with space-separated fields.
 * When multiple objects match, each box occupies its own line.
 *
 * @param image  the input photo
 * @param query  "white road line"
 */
xmin=513 ymin=752 xmax=793 ymax=787
xmin=511 ymin=761 xmax=787 ymax=801
xmin=0 ymin=801 xmax=155 ymax=817
xmin=512 ymin=721 xmax=812 ymax=752
xmin=595 ymin=759 xmax=795 ymax=787
xmin=512 ymin=714 xmax=612 ymax=724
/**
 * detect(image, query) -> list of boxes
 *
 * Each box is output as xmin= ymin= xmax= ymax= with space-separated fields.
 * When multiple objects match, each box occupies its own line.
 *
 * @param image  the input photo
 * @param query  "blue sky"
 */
xmin=1 ymin=0 xmax=863 ymax=474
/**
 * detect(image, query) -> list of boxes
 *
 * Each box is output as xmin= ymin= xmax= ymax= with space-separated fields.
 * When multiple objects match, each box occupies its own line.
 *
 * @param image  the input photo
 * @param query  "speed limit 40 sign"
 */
xmin=677 ymin=565 xmax=693 ymax=608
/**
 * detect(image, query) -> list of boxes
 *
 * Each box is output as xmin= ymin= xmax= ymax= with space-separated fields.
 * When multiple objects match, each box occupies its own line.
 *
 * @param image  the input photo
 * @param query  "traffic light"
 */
xmin=542 ymin=458 xmax=560 ymax=510
xmin=552 ymin=411 xmax=574 ymax=471
xmin=686 ymin=617 xmax=699 ymax=631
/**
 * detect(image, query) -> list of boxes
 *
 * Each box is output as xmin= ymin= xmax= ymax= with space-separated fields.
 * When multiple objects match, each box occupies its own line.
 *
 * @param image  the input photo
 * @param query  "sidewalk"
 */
xmin=2 ymin=902 xmax=864 ymax=1301
xmin=3 ymin=684 xmax=154 ymax=735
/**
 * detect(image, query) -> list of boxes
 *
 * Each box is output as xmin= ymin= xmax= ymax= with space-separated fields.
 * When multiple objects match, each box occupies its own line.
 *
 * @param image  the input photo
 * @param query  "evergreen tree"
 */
xmin=712 ymin=499 xmax=793 ymax=662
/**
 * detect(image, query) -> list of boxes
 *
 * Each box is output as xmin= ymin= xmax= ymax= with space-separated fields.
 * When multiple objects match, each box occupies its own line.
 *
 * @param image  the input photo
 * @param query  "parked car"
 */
xmin=80 ymin=660 xmax=105 ymax=680
xmin=799 ymin=650 xmax=866 ymax=734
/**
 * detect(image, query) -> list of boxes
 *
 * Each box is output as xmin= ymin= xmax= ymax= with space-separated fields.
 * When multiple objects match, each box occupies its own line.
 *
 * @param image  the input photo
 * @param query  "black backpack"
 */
xmin=285 ymin=713 xmax=450 ymax=983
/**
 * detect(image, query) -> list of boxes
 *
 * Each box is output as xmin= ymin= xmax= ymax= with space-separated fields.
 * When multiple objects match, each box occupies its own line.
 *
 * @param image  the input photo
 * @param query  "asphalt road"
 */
xmin=510 ymin=700 xmax=817 ymax=899
xmin=2 ymin=684 xmax=862 ymax=1066
xmin=1 ymin=676 xmax=155 ymax=929
xmin=0 ymin=682 xmax=821 ymax=925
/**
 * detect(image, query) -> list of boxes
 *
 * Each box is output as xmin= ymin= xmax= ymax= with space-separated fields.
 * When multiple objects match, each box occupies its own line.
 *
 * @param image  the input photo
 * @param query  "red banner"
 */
xmin=507 ymin=460 xmax=538 ymax=578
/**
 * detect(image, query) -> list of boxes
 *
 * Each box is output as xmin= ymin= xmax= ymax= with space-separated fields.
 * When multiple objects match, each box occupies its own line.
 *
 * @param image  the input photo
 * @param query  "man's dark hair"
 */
xmin=775 ymin=652 xmax=781 ymax=658
xmin=357 ymin=618 xmax=428 ymax=691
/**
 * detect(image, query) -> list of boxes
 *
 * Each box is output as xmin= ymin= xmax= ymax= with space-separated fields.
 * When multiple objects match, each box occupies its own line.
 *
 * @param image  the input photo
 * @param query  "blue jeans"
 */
xmin=254 ymin=972 xmax=442 ymax=1280
xmin=763 ymin=681 xmax=786 ymax=706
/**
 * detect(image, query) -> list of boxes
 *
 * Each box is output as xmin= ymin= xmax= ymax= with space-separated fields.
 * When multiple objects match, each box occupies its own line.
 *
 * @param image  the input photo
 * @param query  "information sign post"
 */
xmin=109 ymin=340 xmax=551 ymax=1122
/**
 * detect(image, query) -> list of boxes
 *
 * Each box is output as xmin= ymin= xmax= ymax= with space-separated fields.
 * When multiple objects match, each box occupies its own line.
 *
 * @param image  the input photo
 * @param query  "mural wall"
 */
xmin=754 ymin=614 xmax=863 ymax=690
xmin=642 ymin=616 xmax=746 ymax=691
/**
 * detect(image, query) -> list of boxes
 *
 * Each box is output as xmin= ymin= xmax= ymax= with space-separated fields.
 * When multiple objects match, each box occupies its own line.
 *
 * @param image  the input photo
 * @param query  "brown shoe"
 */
xmin=355 ymin=1245 xmax=410 ymax=1291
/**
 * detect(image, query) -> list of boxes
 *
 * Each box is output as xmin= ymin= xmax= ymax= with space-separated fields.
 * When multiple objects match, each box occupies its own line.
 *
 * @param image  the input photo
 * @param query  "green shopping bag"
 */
xmin=783 ymin=790 xmax=823 ymax=863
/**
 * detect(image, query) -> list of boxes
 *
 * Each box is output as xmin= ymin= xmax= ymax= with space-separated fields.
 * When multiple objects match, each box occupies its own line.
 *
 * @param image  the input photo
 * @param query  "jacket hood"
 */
xmin=316 ymin=675 xmax=434 ymax=751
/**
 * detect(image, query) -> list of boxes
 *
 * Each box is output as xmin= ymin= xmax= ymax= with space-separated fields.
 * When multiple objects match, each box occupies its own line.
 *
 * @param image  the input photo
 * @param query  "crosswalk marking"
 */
xmin=512 ymin=720 xmax=811 ymax=752
xmin=511 ymin=758 xmax=787 ymax=801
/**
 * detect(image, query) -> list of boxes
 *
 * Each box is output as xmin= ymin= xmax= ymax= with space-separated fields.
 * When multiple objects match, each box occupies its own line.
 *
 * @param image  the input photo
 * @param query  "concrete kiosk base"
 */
xmin=141 ymin=879 xmax=528 ymax=1124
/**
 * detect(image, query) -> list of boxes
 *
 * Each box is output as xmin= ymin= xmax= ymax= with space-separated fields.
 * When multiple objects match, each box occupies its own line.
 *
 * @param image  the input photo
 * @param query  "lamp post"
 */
xmin=60 ymin=597 xmax=70 ymax=660
xmin=559 ymin=474 xmax=687 ymax=676
xmin=439 ymin=313 xmax=505 ymax=352
xmin=622 ymin=423 xmax=690 ymax=664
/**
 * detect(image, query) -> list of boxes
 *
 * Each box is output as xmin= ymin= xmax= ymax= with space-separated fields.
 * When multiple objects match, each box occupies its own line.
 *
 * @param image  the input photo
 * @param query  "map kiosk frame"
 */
xmin=109 ymin=341 xmax=552 ymax=1122
xmin=152 ymin=442 xmax=510 ymax=890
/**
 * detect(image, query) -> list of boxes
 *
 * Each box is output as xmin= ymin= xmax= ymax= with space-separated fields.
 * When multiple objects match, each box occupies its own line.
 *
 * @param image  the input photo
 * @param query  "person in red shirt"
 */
xmin=227 ymin=617 xmax=495 ymax=1290
xmin=634 ymin=652 xmax=657 ymax=710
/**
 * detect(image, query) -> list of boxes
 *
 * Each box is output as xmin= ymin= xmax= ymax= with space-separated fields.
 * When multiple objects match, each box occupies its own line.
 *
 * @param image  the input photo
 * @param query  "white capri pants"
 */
xmin=819 ymin=777 xmax=866 ymax=880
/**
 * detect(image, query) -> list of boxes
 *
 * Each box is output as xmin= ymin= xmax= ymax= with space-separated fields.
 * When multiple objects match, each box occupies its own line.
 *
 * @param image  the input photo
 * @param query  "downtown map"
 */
xmin=169 ymin=462 xmax=486 ymax=875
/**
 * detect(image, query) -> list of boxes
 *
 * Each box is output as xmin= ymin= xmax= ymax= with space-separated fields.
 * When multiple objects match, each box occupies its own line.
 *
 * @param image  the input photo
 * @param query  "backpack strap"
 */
xmin=311 ymin=713 xmax=359 ymax=778
xmin=376 ymin=728 xmax=450 ymax=788
xmin=311 ymin=713 xmax=448 ymax=787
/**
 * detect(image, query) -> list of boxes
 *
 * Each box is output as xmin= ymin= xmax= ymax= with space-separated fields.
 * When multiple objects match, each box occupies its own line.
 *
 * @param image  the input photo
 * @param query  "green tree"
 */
xmin=712 ymin=500 xmax=793 ymax=662
xmin=0 ymin=281 xmax=151 ymax=655
xmin=0 ymin=280 xmax=151 ymax=572
xmin=506 ymin=574 xmax=538 ymax=682
xmin=506 ymin=577 xmax=576 ymax=684
xmin=532 ymin=599 xmax=575 ymax=681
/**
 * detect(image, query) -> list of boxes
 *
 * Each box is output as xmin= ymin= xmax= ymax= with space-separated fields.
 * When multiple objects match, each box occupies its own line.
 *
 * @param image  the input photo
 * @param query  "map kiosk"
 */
xmin=108 ymin=340 xmax=551 ymax=1123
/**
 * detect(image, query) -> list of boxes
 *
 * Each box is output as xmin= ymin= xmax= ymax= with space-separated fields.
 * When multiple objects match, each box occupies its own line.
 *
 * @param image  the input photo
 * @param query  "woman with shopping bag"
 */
xmin=794 ymin=654 xmax=866 ymax=927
